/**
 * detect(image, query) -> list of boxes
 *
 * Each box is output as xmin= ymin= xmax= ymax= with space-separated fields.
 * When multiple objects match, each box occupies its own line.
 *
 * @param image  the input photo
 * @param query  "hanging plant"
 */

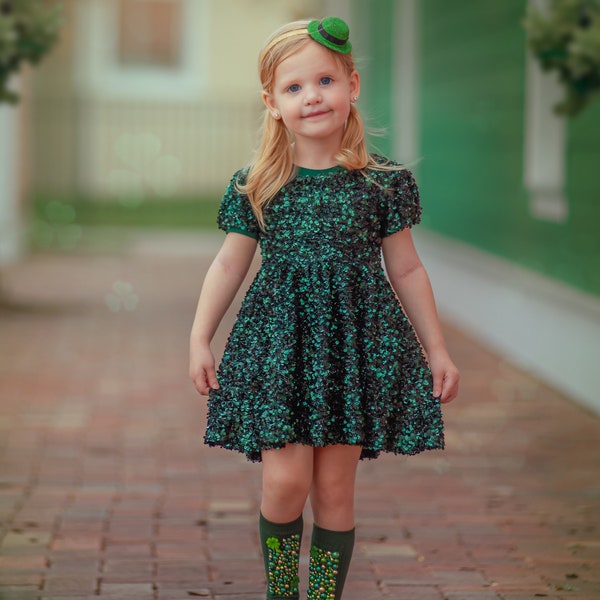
xmin=523 ymin=0 xmax=600 ymax=116
xmin=0 ymin=0 xmax=63 ymax=104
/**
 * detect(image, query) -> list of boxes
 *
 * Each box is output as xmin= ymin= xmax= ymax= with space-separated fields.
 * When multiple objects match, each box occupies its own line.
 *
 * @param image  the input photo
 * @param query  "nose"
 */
xmin=304 ymin=85 xmax=322 ymax=105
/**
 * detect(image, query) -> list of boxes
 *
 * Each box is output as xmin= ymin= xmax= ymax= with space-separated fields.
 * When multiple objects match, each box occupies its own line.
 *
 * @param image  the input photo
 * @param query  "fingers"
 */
xmin=438 ymin=369 xmax=460 ymax=404
xmin=431 ymin=365 xmax=459 ymax=404
xmin=189 ymin=345 xmax=220 ymax=396
xmin=432 ymin=371 xmax=443 ymax=399
xmin=206 ymin=365 xmax=220 ymax=392
xmin=190 ymin=365 xmax=219 ymax=396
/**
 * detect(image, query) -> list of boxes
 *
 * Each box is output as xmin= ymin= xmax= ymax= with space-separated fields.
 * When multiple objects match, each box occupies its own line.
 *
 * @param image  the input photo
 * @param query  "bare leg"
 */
xmin=259 ymin=444 xmax=314 ymax=599
xmin=310 ymin=444 xmax=362 ymax=530
xmin=261 ymin=443 xmax=313 ymax=522
xmin=307 ymin=445 xmax=362 ymax=600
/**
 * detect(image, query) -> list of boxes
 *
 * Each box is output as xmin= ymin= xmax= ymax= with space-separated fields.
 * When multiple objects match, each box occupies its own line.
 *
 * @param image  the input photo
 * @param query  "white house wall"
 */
xmin=0 ymin=79 xmax=24 ymax=265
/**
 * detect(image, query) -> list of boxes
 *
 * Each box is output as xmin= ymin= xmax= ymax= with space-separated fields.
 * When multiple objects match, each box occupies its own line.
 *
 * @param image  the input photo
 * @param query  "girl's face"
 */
xmin=263 ymin=41 xmax=360 ymax=149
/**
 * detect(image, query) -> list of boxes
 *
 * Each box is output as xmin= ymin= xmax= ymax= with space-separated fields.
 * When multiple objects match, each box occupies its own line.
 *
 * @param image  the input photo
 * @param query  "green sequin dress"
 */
xmin=204 ymin=158 xmax=444 ymax=462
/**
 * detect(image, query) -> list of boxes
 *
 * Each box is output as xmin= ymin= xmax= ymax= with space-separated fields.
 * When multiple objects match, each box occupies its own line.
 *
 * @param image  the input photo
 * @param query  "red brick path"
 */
xmin=0 ymin=230 xmax=598 ymax=600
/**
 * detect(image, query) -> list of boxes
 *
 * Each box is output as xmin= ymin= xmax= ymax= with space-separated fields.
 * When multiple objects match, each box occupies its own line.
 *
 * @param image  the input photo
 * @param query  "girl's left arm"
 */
xmin=382 ymin=228 xmax=459 ymax=403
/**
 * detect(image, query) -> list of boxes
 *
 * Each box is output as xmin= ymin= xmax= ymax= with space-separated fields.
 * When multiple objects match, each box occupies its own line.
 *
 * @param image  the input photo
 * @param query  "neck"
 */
xmin=292 ymin=136 xmax=342 ymax=170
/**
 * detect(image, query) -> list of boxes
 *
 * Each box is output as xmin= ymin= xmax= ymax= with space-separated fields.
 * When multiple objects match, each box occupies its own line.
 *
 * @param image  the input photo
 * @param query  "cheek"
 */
xmin=338 ymin=99 xmax=352 ymax=120
xmin=333 ymin=91 xmax=352 ymax=111
xmin=280 ymin=98 xmax=301 ymax=117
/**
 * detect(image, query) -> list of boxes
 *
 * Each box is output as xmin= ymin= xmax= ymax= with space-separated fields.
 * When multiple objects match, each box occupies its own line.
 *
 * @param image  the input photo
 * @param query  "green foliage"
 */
xmin=523 ymin=0 xmax=600 ymax=115
xmin=0 ymin=0 xmax=63 ymax=103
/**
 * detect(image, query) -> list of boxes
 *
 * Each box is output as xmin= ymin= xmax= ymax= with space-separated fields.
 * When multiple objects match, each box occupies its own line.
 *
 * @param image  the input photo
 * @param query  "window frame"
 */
xmin=75 ymin=0 xmax=209 ymax=101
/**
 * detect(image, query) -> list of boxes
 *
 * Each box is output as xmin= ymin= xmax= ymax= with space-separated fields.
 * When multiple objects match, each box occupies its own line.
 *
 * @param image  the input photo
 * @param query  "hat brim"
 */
xmin=307 ymin=20 xmax=352 ymax=55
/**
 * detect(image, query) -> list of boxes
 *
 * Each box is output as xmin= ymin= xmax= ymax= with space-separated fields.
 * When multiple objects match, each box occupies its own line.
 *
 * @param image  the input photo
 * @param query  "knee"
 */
xmin=263 ymin=466 xmax=311 ymax=503
xmin=313 ymin=480 xmax=352 ymax=509
xmin=312 ymin=470 xmax=355 ymax=513
xmin=311 ymin=480 xmax=355 ymax=531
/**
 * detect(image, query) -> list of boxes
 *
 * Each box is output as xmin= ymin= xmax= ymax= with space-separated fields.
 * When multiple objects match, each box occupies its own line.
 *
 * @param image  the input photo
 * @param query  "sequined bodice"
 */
xmin=258 ymin=167 xmax=383 ymax=269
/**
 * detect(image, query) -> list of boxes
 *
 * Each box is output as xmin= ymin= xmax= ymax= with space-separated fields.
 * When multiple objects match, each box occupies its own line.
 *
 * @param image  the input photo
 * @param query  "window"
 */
xmin=118 ymin=0 xmax=182 ymax=68
xmin=76 ymin=0 xmax=207 ymax=100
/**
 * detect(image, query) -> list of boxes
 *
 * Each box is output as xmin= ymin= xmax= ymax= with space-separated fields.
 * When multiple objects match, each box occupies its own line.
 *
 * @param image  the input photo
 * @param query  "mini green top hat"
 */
xmin=307 ymin=17 xmax=352 ymax=54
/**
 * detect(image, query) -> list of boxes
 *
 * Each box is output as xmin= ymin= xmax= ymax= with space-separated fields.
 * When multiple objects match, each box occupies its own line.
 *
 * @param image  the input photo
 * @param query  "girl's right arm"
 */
xmin=189 ymin=232 xmax=258 ymax=395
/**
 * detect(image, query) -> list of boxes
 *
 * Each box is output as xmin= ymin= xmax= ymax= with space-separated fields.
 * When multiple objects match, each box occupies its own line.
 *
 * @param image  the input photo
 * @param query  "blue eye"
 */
xmin=320 ymin=77 xmax=332 ymax=85
xmin=288 ymin=84 xmax=301 ymax=93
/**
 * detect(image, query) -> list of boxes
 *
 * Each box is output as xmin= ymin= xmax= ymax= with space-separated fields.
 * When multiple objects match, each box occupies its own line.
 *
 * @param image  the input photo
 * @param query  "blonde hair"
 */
xmin=238 ymin=20 xmax=389 ymax=229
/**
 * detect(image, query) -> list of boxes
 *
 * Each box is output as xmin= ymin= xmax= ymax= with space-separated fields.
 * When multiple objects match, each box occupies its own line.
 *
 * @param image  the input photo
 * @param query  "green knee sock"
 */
xmin=259 ymin=512 xmax=303 ymax=600
xmin=307 ymin=523 xmax=355 ymax=600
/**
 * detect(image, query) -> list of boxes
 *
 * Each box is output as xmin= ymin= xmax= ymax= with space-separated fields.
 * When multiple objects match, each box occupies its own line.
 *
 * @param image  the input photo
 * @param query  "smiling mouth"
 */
xmin=303 ymin=110 xmax=329 ymax=118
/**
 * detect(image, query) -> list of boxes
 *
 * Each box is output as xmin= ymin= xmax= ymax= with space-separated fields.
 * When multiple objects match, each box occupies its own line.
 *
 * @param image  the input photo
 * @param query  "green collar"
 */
xmin=296 ymin=165 xmax=344 ymax=178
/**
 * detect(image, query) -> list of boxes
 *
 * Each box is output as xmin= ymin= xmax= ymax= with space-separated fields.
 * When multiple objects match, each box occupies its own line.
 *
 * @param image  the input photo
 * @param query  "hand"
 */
xmin=189 ymin=344 xmax=220 ymax=396
xmin=428 ymin=350 xmax=459 ymax=404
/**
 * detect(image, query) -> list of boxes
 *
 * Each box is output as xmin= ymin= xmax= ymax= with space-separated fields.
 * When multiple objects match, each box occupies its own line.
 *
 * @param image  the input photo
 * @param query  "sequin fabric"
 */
xmin=204 ymin=157 xmax=444 ymax=462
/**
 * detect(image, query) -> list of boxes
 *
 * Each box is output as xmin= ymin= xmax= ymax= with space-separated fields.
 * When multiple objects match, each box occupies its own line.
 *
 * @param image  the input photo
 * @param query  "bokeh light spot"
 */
xmin=105 ymin=280 xmax=139 ymax=312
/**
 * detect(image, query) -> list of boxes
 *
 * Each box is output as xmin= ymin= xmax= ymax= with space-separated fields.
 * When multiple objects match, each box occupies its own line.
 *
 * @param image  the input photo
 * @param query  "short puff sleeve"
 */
xmin=217 ymin=170 xmax=260 ymax=240
xmin=378 ymin=168 xmax=422 ymax=238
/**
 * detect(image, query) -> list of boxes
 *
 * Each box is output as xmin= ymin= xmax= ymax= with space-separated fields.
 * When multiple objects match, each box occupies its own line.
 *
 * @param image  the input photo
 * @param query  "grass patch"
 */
xmin=30 ymin=194 xmax=222 ymax=251
xmin=33 ymin=194 xmax=221 ymax=229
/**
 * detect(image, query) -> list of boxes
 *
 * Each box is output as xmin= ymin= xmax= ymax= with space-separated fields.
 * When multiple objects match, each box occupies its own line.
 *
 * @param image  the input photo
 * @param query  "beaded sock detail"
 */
xmin=307 ymin=545 xmax=340 ymax=599
xmin=259 ymin=513 xmax=303 ymax=600
xmin=307 ymin=524 xmax=354 ymax=600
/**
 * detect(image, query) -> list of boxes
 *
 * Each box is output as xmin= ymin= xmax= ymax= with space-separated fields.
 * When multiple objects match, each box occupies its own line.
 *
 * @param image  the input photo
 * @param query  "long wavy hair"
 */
xmin=238 ymin=20 xmax=390 ymax=229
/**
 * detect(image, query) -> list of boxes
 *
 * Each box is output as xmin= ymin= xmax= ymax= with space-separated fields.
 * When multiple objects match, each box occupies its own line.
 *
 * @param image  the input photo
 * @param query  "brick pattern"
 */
xmin=0 ymin=232 xmax=599 ymax=599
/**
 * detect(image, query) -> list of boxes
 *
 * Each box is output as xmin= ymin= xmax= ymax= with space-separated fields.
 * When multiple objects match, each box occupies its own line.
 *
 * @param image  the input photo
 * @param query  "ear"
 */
xmin=349 ymin=70 xmax=360 ymax=100
xmin=262 ymin=91 xmax=279 ymax=118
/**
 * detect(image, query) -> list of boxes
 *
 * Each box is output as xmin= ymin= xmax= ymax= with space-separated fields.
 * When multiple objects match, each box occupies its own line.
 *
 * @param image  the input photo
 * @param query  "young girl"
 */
xmin=190 ymin=16 xmax=459 ymax=600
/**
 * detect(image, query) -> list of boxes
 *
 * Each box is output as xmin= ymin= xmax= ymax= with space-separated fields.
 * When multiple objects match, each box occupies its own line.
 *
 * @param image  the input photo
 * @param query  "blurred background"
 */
xmin=1 ymin=0 xmax=599 ymax=414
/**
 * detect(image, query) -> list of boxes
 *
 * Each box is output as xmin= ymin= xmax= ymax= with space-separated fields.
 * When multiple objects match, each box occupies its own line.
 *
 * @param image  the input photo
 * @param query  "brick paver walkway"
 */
xmin=0 ymin=230 xmax=599 ymax=600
